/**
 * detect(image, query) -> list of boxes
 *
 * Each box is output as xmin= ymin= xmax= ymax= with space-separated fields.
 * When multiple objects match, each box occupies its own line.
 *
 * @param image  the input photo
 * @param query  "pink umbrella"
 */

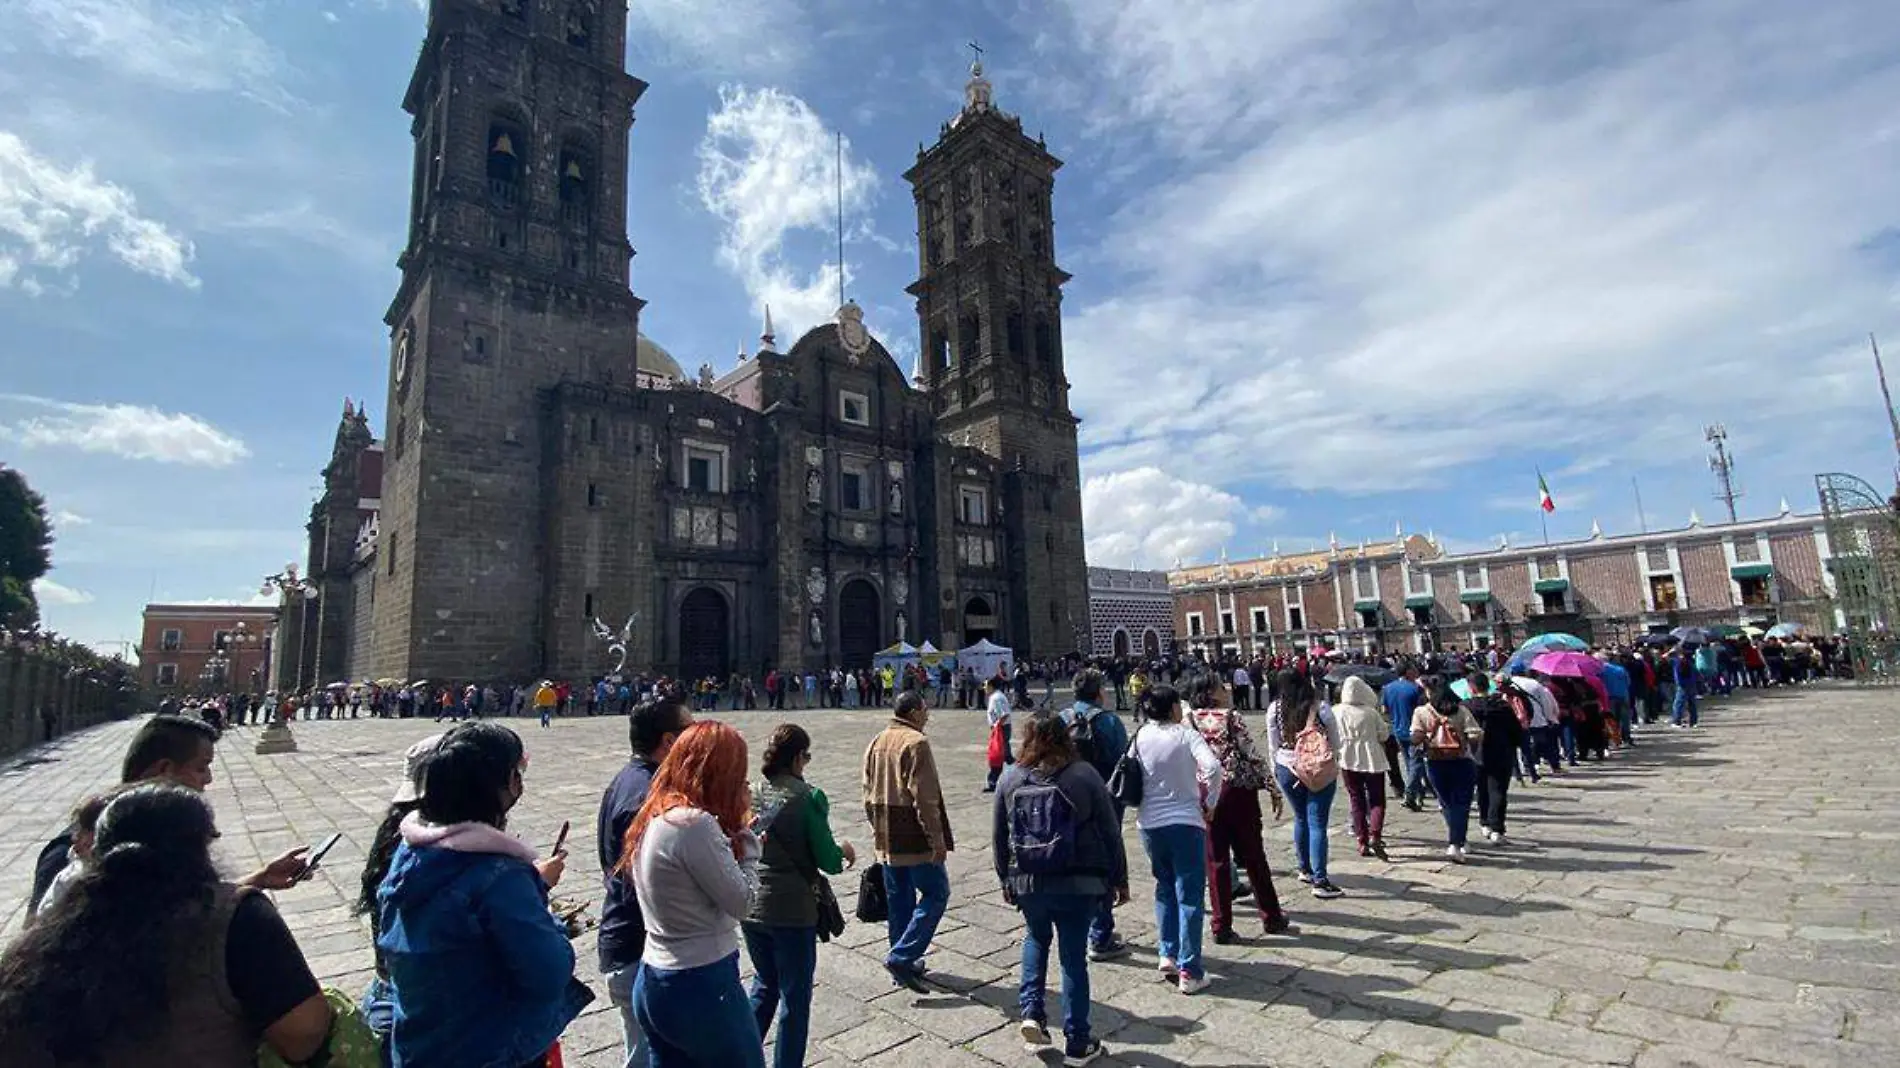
xmin=1529 ymin=651 xmax=1609 ymax=706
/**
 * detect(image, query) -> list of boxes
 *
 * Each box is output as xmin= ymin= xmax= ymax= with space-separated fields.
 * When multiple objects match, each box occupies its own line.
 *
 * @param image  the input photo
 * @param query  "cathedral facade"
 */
xmin=281 ymin=0 xmax=1089 ymax=690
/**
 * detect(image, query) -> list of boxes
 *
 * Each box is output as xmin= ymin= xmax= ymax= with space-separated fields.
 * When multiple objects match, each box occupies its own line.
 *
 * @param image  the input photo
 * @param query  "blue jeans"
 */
xmin=1017 ymin=892 xmax=1095 ymax=1048
xmin=1672 ymin=685 xmax=1699 ymax=726
xmin=743 ymin=924 xmax=817 ymax=1068
xmin=1559 ymin=722 xmax=1578 ymax=763
xmin=1274 ymin=765 xmax=1337 ymax=883
xmin=1516 ymin=732 xmax=1540 ymax=781
xmin=1424 ymin=758 xmax=1478 ymax=847
xmin=1140 ymin=824 xmax=1208 ymax=979
xmin=604 ymin=964 xmax=650 ymax=1068
xmin=1612 ymin=698 xmax=1634 ymax=745
xmin=883 ymin=862 xmax=950 ymax=969
xmin=1398 ymin=739 xmax=1430 ymax=803
xmin=632 ymin=953 xmax=765 ymax=1068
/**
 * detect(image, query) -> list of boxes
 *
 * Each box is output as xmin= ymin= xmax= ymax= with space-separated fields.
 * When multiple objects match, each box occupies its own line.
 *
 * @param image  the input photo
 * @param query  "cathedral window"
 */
xmin=386 ymin=532 xmax=399 ymax=577
xmin=588 ymin=416 xmax=600 ymax=444
xmin=959 ymin=311 xmax=981 ymax=364
xmin=682 ymin=441 xmax=727 ymax=493
xmin=1006 ymin=311 xmax=1025 ymax=359
xmin=487 ymin=121 xmax=525 ymax=207
xmin=559 ymin=147 xmax=590 ymax=228
xmin=840 ymin=459 xmax=873 ymax=513
xmin=838 ymin=391 xmax=870 ymax=427
xmin=959 ymin=486 xmax=988 ymax=525
xmin=932 ymin=328 xmax=951 ymax=373
xmin=1034 ymin=316 xmax=1055 ymax=367
xmin=584 ymin=592 xmax=594 ymax=617
xmin=565 ymin=2 xmax=593 ymax=47
xmin=587 ymin=482 xmax=599 ymax=508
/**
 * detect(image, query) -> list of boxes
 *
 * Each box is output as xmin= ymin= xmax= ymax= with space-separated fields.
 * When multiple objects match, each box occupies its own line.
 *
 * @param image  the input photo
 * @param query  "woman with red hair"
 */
xmin=623 ymin=722 xmax=765 ymax=1067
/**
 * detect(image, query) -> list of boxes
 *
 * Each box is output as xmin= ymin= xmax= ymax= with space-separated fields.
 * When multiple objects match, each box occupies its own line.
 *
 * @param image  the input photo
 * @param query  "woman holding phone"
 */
xmin=376 ymin=722 xmax=580 ymax=1068
xmin=624 ymin=722 xmax=765 ymax=1067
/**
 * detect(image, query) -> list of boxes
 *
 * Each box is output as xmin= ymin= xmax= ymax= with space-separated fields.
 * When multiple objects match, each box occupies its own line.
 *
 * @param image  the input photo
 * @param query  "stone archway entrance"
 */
xmin=678 ymin=587 xmax=730 ymax=683
xmin=838 ymin=580 xmax=882 ymax=670
xmin=1143 ymin=629 xmax=1162 ymax=657
xmin=964 ymin=596 xmax=997 ymax=645
xmin=1113 ymin=629 xmax=1131 ymax=658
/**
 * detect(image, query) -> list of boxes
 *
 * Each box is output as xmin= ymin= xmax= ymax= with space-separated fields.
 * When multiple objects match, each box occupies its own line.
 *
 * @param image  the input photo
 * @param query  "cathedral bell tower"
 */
xmin=372 ymin=0 xmax=647 ymax=681
xmin=906 ymin=58 xmax=1089 ymax=657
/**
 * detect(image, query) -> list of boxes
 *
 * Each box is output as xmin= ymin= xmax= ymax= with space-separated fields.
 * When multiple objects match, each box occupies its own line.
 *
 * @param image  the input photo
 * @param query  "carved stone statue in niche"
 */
xmin=805 ymin=468 xmax=821 ymax=506
xmin=888 ymin=479 xmax=904 ymax=516
xmin=809 ymin=610 xmax=824 ymax=646
xmin=894 ymin=611 xmax=908 ymax=640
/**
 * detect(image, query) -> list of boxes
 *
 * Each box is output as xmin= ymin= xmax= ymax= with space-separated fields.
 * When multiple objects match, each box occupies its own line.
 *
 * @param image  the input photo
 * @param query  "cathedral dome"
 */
xmin=636 ymin=332 xmax=683 ymax=381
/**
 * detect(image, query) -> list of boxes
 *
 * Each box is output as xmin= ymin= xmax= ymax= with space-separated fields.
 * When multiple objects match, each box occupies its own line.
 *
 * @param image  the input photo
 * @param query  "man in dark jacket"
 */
xmin=1061 ymin=668 xmax=1132 ymax=962
xmin=1464 ymin=673 xmax=1525 ymax=844
xmin=596 ymin=694 xmax=692 ymax=1068
xmin=993 ymin=713 xmax=1128 ymax=1067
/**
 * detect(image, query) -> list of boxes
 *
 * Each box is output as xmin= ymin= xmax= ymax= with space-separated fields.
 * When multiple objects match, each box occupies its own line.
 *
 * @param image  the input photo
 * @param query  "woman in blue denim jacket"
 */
xmin=377 ymin=722 xmax=583 ymax=1068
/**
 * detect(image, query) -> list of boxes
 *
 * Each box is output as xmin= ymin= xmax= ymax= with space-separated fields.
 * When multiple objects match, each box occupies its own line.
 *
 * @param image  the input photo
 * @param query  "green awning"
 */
xmin=1404 ymin=594 xmax=1436 ymax=608
xmin=1353 ymin=599 xmax=1382 ymax=612
xmin=1730 ymin=563 xmax=1773 ymax=580
xmin=1534 ymin=578 xmax=1571 ymax=593
xmin=1459 ymin=590 xmax=1492 ymax=604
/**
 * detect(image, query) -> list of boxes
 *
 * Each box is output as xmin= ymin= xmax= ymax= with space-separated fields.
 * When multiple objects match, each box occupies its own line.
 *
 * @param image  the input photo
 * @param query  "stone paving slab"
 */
xmin=3 ymin=685 xmax=1897 ymax=1067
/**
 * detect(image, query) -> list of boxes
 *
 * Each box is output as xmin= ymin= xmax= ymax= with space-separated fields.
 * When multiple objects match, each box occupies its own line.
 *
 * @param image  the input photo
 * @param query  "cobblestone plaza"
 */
xmin=2 ymin=687 xmax=1895 ymax=1067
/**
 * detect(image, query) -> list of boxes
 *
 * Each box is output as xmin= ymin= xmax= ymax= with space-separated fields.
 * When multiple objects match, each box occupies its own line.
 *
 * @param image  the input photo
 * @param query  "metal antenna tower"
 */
xmin=1706 ymin=424 xmax=1742 ymax=524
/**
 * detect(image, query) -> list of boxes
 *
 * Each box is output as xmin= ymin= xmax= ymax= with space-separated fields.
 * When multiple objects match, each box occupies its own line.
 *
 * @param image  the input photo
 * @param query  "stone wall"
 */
xmin=0 ymin=650 xmax=138 ymax=760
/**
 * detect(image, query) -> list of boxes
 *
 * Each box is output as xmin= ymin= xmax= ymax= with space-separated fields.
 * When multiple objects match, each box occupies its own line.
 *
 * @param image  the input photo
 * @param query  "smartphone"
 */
xmin=306 ymin=832 xmax=344 ymax=872
xmin=552 ymin=820 xmax=571 ymax=856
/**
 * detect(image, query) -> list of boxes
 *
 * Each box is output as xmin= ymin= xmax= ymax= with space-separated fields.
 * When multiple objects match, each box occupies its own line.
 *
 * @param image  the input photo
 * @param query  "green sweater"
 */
xmin=747 ymin=774 xmax=846 ymax=928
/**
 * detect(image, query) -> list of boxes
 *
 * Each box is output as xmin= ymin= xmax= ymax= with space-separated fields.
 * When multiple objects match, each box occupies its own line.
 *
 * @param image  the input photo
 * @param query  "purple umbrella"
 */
xmin=1529 ymin=651 xmax=1609 ymax=706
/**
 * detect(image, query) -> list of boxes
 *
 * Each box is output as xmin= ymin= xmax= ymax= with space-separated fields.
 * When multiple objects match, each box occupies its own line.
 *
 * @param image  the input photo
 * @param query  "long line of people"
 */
xmin=2 ymin=645 xmax=1717 ymax=1068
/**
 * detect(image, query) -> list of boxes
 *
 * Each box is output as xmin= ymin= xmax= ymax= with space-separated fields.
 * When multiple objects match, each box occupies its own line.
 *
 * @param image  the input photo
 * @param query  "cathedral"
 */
xmin=279 ymin=0 xmax=1089 ymax=690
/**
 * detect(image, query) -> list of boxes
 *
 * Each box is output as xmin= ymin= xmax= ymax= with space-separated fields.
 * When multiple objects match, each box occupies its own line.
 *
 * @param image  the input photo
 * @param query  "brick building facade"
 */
xmin=1087 ymin=567 xmax=1175 ymax=659
xmin=285 ymin=4 xmax=1089 ymax=687
xmin=1172 ymin=511 xmax=1846 ymax=655
xmin=140 ymin=604 xmax=279 ymax=696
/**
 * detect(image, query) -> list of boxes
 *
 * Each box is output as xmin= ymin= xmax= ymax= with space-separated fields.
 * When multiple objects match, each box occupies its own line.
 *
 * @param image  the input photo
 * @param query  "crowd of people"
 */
xmin=5 ymin=623 xmax=1808 ymax=1067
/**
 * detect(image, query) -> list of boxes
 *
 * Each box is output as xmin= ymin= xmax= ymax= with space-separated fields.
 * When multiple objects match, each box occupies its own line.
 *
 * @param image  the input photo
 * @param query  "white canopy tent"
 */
xmin=958 ymin=638 xmax=1014 ymax=682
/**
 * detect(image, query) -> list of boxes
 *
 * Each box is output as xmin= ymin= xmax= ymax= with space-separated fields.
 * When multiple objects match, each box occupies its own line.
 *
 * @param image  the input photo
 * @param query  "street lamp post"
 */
xmin=256 ymin=564 xmax=318 ymax=755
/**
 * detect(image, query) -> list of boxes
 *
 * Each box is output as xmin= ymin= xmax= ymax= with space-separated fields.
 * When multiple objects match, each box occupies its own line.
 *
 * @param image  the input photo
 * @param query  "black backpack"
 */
xmin=1070 ymin=706 xmax=1103 ymax=772
xmin=1009 ymin=772 xmax=1080 ymax=876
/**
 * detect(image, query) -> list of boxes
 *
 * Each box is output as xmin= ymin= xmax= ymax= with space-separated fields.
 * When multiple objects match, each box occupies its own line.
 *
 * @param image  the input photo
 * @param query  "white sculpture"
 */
xmin=590 ymin=612 xmax=639 ymax=678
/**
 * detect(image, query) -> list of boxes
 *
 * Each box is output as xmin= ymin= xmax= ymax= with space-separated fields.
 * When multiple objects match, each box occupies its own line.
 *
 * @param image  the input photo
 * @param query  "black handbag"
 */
xmin=856 ymin=861 xmax=889 ymax=924
xmin=1105 ymin=724 xmax=1145 ymax=807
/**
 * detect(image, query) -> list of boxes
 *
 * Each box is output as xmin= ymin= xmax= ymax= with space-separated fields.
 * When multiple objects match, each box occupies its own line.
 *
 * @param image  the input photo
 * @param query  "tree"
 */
xmin=0 ymin=465 xmax=53 ymax=629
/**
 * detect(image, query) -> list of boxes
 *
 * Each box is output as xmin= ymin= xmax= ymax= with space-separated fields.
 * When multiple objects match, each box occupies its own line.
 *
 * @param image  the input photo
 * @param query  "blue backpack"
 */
xmin=1009 ymin=772 xmax=1079 ymax=876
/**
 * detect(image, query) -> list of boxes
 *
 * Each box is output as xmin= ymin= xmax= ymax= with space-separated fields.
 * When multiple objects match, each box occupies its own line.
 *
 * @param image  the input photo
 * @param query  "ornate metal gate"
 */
xmin=1815 ymin=473 xmax=1900 ymax=684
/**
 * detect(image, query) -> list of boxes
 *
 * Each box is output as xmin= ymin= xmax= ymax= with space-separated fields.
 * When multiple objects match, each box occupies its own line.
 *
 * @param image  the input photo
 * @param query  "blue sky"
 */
xmin=5 ymin=0 xmax=1900 ymax=656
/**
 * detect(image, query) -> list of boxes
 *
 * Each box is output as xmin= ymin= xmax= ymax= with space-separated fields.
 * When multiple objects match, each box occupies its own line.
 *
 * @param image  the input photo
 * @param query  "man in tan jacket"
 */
xmin=862 ymin=691 xmax=953 ymax=992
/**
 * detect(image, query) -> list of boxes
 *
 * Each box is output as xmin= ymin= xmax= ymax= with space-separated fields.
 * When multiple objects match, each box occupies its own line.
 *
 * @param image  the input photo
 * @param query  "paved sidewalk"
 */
xmin=3 ymin=686 xmax=1896 ymax=1067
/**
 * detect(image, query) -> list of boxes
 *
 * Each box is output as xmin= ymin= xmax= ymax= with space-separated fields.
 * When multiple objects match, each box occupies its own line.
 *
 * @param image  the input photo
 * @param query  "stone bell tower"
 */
xmin=371 ymin=0 xmax=647 ymax=681
xmin=906 ymin=58 xmax=1089 ymax=656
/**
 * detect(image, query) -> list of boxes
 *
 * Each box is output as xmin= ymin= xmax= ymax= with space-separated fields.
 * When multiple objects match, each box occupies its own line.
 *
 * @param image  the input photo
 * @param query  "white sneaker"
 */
xmin=1450 ymin=845 xmax=1468 ymax=864
xmin=1179 ymin=973 xmax=1212 ymax=996
xmin=1446 ymin=844 xmax=1459 ymax=861
xmin=1484 ymin=829 xmax=1500 ymax=844
xmin=1491 ymin=832 xmax=1508 ymax=846
xmin=1020 ymin=1018 xmax=1052 ymax=1051
xmin=1157 ymin=957 xmax=1179 ymax=983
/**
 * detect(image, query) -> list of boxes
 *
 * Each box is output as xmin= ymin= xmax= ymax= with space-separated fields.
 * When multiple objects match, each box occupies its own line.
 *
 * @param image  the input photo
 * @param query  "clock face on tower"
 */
xmin=394 ymin=326 xmax=414 ymax=394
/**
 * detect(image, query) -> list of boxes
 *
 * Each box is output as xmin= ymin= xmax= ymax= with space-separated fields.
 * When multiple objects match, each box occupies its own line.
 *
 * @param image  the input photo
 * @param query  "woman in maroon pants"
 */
xmin=1186 ymin=673 xmax=1290 ymax=944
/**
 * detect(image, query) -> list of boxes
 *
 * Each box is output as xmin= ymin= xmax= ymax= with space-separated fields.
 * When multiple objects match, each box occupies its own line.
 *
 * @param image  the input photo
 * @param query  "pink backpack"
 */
xmin=1291 ymin=706 xmax=1338 ymax=790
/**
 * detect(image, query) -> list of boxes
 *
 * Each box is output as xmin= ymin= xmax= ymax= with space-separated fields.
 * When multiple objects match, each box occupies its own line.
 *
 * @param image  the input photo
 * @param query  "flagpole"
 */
xmin=1541 ymin=508 xmax=1549 ymax=546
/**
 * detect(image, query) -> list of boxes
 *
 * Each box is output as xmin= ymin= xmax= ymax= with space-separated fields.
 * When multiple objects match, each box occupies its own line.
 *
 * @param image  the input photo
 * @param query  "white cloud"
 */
xmin=34 ymin=577 xmax=94 ymax=606
xmin=0 ymin=131 xmax=199 ymax=290
xmin=52 ymin=509 xmax=90 ymax=527
xmin=630 ymin=0 xmax=808 ymax=79
xmin=1048 ymin=0 xmax=1900 ymax=497
xmin=7 ymin=0 xmax=291 ymax=110
xmin=696 ymin=86 xmax=881 ymax=341
xmin=0 ymin=395 xmax=248 ymax=467
xmin=1083 ymin=466 xmax=1250 ymax=568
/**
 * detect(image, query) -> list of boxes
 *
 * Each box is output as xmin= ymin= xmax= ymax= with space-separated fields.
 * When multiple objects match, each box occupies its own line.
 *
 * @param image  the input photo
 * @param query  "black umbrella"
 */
xmin=1324 ymin=664 xmax=1397 ymax=689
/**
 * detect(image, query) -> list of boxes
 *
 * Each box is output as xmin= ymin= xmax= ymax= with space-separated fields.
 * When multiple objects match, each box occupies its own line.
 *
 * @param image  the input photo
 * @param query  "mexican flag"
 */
xmin=1537 ymin=470 xmax=1555 ymax=513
